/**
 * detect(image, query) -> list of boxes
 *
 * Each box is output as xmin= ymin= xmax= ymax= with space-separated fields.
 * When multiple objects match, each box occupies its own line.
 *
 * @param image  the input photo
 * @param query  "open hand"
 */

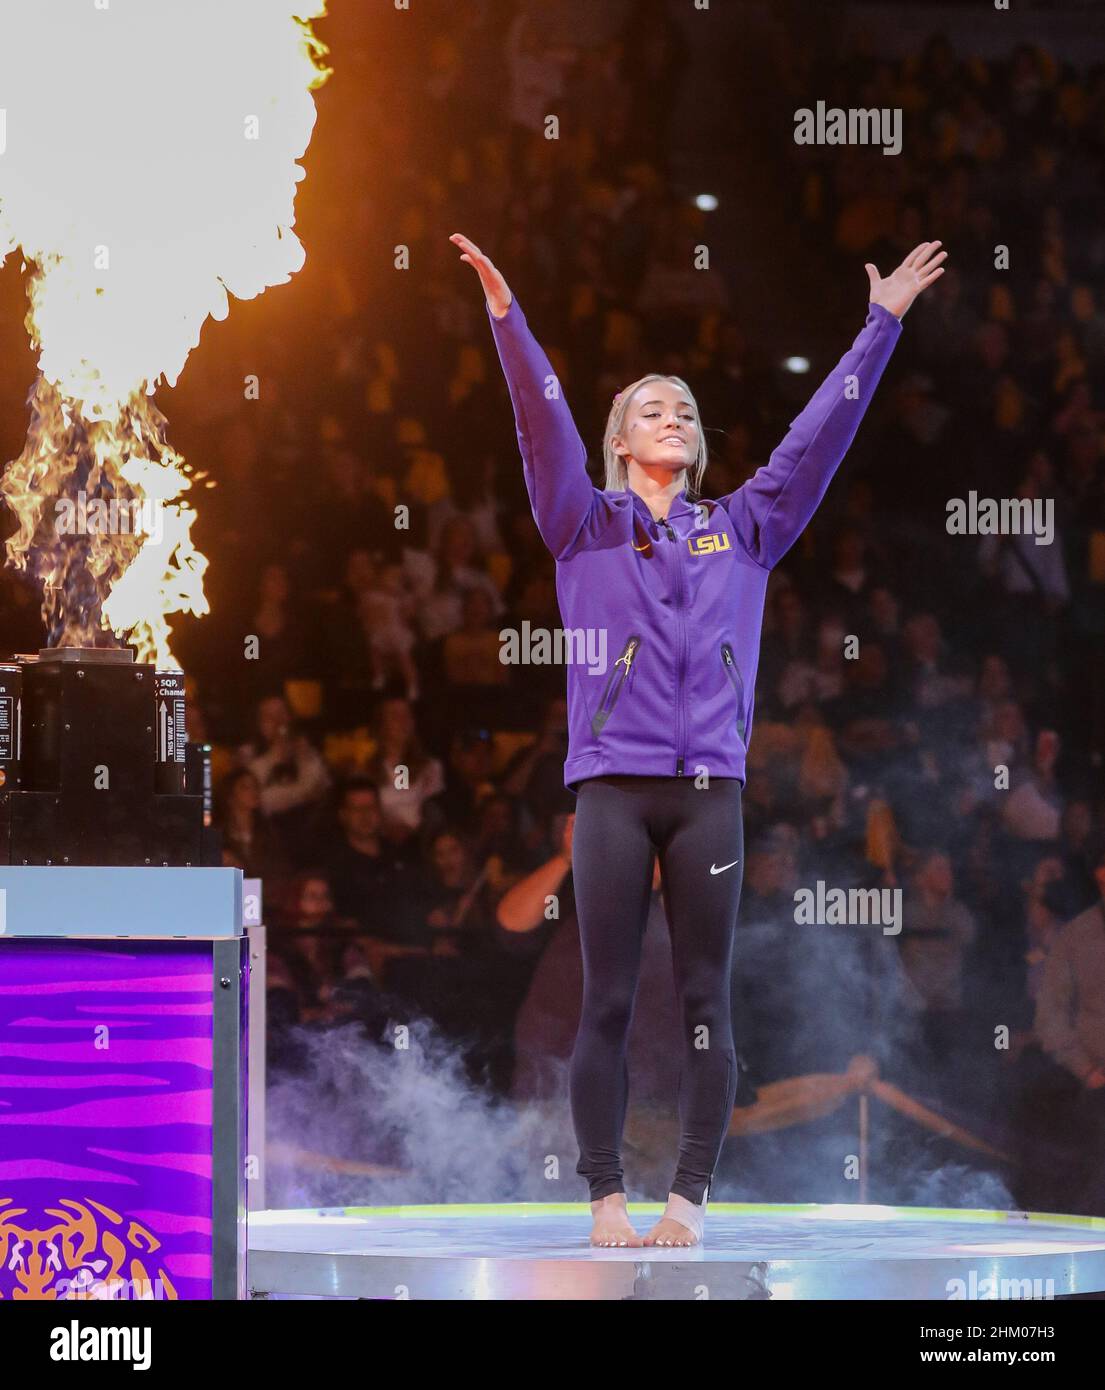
xmin=865 ymin=241 xmax=947 ymax=319
xmin=450 ymin=233 xmax=513 ymax=318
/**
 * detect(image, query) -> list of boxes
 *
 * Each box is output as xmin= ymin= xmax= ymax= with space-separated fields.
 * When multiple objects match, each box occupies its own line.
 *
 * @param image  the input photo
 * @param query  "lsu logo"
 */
xmin=0 ymin=1198 xmax=177 ymax=1300
xmin=687 ymin=532 xmax=731 ymax=556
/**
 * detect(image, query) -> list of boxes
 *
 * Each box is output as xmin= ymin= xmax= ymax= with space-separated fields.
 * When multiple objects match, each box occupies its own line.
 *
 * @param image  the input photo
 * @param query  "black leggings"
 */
xmin=570 ymin=775 xmax=744 ymax=1204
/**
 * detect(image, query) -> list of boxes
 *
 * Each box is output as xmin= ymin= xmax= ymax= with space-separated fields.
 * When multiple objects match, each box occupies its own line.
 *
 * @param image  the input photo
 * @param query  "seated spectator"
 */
xmin=239 ymin=694 xmax=331 ymax=861
xmin=901 ymin=613 xmax=973 ymax=714
xmin=978 ymin=477 xmax=1071 ymax=610
xmin=415 ymin=515 xmax=504 ymax=642
xmin=421 ymin=829 xmax=496 ymax=951
xmin=796 ymin=724 xmax=849 ymax=839
xmin=974 ymin=698 xmax=1031 ymax=787
xmin=826 ymin=526 xmax=873 ymax=627
xmin=822 ymin=642 xmax=904 ymax=780
xmin=1001 ymin=728 xmax=1064 ymax=844
xmin=438 ymin=456 xmax=508 ymax=557
xmin=356 ymin=558 xmax=421 ymax=700
xmin=472 ymin=792 xmax=532 ymax=891
xmin=433 ymin=727 xmax=497 ymax=826
xmin=323 ymin=779 xmax=422 ymax=942
xmin=1035 ymin=846 xmax=1105 ymax=1091
xmin=864 ymin=586 xmax=903 ymax=663
xmin=737 ymin=824 xmax=802 ymax=927
xmin=495 ymin=564 xmax=567 ymax=717
xmin=214 ymin=767 xmax=288 ymax=887
xmin=1023 ymin=846 xmax=1105 ymax=1211
xmin=442 ymin=587 xmax=511 ymax=688
xmin=265 ymin=951 xmax=309 ymax=1071
xmin=315 ymin=445 xmax=391 ymax=560
xmin=899 ymin=852 xmax=977 ymax=1025
xmin=323 ymin=549 xmax=421 ymax=716
xmin=266 ymin=872 xmax=399 ymax=1045
xmin=272 ymin=870 xmax=352 ymax=934
xmin=777 ymin=614 xmax=848 ymax=711
xmin=268 ymin=871 xmax=356 ymax=1017
xmin=246 ymin=561 xmax=309 ymax=691
xmin=1021 ymin=855 xmax=1067 ymax=1002
xmin=758 ymin=584 xmax=814 ymax=707
xmin=1052 ymin=800 xmax=1102 ymax=920
xmin=370 ymin=695 xmax=446 ymax=845
xmin=973 ymin=653 xmax=1015 ymax=732
xmin=500 ymin=694 xmax=573 ymax=815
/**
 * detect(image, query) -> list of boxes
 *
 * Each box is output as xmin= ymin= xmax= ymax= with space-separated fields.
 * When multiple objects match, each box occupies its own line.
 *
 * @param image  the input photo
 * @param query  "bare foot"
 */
xmin=642 ymin=1214 xmax=699 ymax=1247
xmin=589 ymin=1193 xmax=642 ymax=1247
xmin=643 ymin=1193 xmax=705 ymax=1247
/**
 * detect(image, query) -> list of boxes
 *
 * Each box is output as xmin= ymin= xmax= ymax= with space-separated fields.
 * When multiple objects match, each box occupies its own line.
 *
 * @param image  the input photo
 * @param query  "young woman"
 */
xmin=451 ymin=230 xmax=946 ymax=1248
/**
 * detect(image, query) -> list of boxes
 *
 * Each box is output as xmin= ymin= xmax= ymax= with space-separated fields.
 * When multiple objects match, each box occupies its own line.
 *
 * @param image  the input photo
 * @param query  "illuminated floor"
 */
xmin=247 ymin=1203 xmax=1105 ymax=1300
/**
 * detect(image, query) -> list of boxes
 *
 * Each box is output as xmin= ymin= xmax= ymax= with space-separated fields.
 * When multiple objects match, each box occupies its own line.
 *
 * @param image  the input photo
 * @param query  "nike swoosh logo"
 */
xmin=709 ymin=859 xmax=741 ymax=875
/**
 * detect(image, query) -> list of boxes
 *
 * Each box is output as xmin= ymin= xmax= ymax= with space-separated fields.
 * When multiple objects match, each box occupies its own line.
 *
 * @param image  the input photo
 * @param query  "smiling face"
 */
xmin=613 ymin=378 xmax=700 ymax=474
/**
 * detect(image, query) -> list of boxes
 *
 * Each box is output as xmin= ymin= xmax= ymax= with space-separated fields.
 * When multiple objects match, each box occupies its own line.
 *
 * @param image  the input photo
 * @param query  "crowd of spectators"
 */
xmin=3 ymin=5 xmax=1104 ymax=1207
xmin=159 ymin=18 xmax=1105 ymax=1209
xmin=773 ymin=28 xmax=1105 ymax=1207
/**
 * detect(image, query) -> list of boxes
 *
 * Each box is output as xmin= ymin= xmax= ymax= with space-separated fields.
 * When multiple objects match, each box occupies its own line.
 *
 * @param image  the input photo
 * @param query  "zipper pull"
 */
xmin=722 ymin=645 xmax=733 ymax=665
xmin=663 ymin=521 xmax=676 ymax=542
xmin=617 ymin=637 xmax=639 ymax=671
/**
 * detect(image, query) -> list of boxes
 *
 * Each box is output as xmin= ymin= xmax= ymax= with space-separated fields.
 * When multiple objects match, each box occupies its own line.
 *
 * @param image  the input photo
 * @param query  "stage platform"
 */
xmin=247 ymin=1203 xmax=1105 ymax=1300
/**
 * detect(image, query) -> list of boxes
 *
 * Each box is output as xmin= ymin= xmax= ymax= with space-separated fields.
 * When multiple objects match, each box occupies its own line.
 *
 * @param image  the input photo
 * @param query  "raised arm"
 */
xmin=496 ymin=813 xmax=574 ymax=935
xmin=722 ymin=241 xmax=946 ymax=570
xmin=451 ymin=233 xmax=595 ymax=560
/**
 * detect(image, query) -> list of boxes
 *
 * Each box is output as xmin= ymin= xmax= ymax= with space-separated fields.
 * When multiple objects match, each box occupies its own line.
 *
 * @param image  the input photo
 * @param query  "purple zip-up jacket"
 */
xmin=487 ymin=296 xmax=903 ymax=790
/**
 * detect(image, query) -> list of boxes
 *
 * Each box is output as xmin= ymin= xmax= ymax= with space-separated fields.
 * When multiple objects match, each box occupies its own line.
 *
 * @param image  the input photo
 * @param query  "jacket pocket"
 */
xmin=720 ymin=642 xmax=747 ymax=742
xmin=591 ymin=634 xmax=641 ymax=736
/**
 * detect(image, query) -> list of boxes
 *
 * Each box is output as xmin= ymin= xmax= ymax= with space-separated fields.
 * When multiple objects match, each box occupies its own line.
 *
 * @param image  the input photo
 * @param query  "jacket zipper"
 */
xmin=591 ymin=634 xmax=641 ymax=735
xmin=721 ymin=642 xmax=747 ymax=742
xmin=664 ymin=519 xmax=687 ymax=775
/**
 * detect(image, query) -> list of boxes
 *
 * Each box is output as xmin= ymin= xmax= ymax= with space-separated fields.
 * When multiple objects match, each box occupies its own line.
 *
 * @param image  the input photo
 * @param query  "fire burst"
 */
xmin=0 ymin=0 xmax=330 ymax=665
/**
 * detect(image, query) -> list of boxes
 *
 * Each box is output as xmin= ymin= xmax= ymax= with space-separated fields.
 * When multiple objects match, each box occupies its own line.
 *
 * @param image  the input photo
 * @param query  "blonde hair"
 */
xmin=602 ymin=373 xmax=708 ymax=496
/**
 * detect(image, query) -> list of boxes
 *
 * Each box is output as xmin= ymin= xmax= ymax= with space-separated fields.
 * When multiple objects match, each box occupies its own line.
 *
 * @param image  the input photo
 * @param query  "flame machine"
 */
xmin=0 ymin=649 xmax=245 ymax=1300
xmin=0 ymin=646 xmax=215 ymax=866
xmin=0 ymin=0 xmax=330 ymax=1301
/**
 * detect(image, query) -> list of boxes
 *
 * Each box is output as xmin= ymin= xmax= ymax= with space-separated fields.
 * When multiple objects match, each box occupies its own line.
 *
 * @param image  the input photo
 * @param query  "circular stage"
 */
xmin=248 ymin=1203 xmax=1105 ymax=1300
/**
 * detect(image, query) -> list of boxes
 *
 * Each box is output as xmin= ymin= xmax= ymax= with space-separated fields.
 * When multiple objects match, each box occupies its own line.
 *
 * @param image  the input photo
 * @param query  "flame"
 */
xmin=0 ymin=0 xmax=330 ymax=664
